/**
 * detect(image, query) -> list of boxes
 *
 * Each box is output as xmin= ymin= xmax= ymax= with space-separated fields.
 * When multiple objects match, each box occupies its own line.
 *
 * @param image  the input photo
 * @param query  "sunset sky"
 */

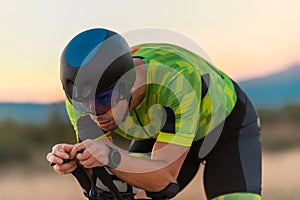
xmin=0 ymin=0 xmax=299 ymax=103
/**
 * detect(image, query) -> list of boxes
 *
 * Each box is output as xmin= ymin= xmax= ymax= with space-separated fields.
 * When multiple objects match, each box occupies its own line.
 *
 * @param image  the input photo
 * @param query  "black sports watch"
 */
xmin=106 ymin=145 xmax=121 ymax=169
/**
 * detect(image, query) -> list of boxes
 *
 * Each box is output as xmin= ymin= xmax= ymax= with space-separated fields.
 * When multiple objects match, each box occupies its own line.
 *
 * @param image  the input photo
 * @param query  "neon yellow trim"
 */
xmin=211 ymin=192 xmax=261 ymax=200
xmin=94 ymin=132 xmax=111 ymax=141
xmin=129 ymin=152 xmax=151 ymax=159
xmin=65 ymin=99 xmax=80 ymax=141
xmin=157 ymin=132 xmax=194 ymax=147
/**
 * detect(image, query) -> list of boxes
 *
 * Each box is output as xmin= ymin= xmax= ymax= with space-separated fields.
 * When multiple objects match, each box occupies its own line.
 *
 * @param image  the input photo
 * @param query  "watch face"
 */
xmin=112 ymin=149 xmax=121 ymax=164
xmin=108 ymin=146 xmax=121 ymax=168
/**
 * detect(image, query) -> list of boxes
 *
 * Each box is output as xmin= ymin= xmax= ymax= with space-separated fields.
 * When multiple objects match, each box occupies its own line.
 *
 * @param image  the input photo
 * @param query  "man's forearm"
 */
xmin=110 ymin=152 xmax=176 ymax=192
xmin=109 ymin=144 xmax=189 ymax=192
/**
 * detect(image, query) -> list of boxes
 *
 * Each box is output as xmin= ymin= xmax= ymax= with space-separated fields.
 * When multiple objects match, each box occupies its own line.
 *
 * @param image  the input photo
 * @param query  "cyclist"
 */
xmin=46 ymin=28 xmax=262 ymax=199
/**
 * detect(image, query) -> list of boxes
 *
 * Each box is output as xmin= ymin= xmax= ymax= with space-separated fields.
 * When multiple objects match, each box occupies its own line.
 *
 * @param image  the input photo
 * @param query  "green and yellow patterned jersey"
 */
xmin=66 ymin=43 xmax=237 ymax=147
xmin=114 ymin=43 xmax=237 ymax=146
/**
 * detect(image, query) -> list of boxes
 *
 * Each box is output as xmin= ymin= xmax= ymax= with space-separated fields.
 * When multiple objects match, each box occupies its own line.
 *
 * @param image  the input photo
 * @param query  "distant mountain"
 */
xmin=0 ymin=102 xmax=68 ymax=124
xmin=238 ymin=64 xmax=300 ymax=108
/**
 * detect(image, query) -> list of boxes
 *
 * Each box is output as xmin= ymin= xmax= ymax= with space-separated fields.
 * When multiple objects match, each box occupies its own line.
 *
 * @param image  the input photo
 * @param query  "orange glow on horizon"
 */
xmin=1 ymin=0 xmax=299 ymax=103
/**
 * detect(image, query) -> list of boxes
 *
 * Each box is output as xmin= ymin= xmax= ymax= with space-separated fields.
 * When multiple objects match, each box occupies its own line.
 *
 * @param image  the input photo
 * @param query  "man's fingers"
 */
xmin=47 ymin=153 xmax=64 ymax=165
xmin=76 ymin=148 xmax=90 ymax=161
xmin=52 ymin=144 xmax=62 ymax=152
xmin=53 ymin=160 xmax=77 ymax=174
xmin=79 ymin=157 xmax=100 ymax=168
xmin=62 ymin=144 xmax=74 ymax=153
xmin=53 ymin=149 xmax=70 ymax=160
xmin=51 ymin=144 xmax=70 ymax=160
xmin=70 ymin=143 xmax=86 ymax=159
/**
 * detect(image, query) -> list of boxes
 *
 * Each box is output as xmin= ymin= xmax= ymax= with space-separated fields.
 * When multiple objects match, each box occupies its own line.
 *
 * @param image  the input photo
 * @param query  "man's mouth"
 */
xmin=98 ymin=120 xmax=111 ymax=128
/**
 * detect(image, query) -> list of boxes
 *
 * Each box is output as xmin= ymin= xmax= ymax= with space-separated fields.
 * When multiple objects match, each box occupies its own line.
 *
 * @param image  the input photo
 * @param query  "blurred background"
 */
xmin=0 ymin=0 xmax=299 ymax=199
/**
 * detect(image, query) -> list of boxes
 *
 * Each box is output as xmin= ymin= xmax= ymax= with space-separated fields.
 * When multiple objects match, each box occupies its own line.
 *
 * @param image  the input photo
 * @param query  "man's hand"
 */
xmin=46 ymin=144 xmax=77 ymax=174
xmin=70 ymin=139 xmax=110 ymax=169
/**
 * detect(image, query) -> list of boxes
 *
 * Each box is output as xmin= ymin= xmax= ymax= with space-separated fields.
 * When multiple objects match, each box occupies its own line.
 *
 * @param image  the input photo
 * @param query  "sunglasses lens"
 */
xmin=73 ymin=88 xmax=120 ymax=115
xmin=95 ymin=89 xmax=114 ymax=106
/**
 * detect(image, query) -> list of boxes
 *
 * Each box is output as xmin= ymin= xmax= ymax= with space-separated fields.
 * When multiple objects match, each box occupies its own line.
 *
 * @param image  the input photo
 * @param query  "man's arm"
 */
xmin=112 ymin=141 xmax=189 ymax=192
xmin=71 ymin=139 xmax=190 ymax=192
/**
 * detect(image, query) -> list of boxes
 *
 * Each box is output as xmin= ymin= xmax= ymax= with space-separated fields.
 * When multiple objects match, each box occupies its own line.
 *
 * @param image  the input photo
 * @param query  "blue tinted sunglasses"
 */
xmin=73 ymin=88 xmax=123 ymax=116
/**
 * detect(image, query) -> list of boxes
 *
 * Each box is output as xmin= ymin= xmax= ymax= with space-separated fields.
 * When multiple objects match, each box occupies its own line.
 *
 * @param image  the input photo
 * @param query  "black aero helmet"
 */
xmin=60 ymin=28 xmax=135 ymax=115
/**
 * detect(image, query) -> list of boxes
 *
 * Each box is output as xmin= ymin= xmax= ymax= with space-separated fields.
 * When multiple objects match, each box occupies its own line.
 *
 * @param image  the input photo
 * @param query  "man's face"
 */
xmin=90 ymin=98 xmax=128 ymax=131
